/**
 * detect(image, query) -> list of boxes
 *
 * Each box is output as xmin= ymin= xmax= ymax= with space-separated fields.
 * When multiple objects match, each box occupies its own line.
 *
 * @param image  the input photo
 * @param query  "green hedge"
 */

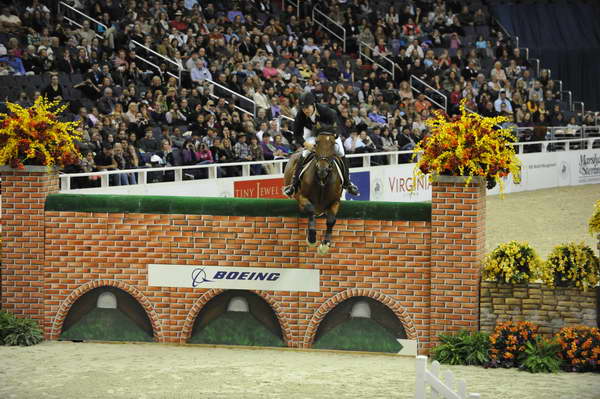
xmin=45 ymin=194 xmax=431 ymax=221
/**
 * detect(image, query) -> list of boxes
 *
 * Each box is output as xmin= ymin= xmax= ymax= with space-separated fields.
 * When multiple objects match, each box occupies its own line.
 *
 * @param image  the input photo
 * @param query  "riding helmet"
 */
xmin=299 ymin=91 xmax=316 ymax=107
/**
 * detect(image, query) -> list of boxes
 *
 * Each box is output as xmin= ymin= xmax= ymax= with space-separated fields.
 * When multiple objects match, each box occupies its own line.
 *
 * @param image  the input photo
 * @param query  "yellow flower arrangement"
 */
xmin=0 ymin=96 xmax=82 ymax=169
xmin=545 ymin=242 xmax=600 ymax=290
xmin=413 ymin=99 xmax=521 ymax=191
xmin=589 ymin=199 xmax=600 ymax=235
xmin=482 ymin=241 xmax=544 ymax=284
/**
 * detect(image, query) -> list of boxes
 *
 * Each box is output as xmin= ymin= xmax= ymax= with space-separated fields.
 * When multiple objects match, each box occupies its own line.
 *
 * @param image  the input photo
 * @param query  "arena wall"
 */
xmin=0 ymin=168 xmax=486 ymax=353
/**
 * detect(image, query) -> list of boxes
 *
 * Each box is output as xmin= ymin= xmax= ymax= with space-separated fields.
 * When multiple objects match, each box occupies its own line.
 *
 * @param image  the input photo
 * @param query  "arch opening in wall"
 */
xmin=60 ymin=286 xmax=153 ymax=342
xmin=189 ymin=290 xmax=284 ymax=347
xmin=312 ymin=296 xmax=406 ymax=353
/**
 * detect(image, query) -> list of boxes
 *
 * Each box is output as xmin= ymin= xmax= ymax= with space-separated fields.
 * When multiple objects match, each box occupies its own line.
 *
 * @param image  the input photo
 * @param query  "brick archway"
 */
xmin=302 ymin=289 xmax=418 ymax=348
xmin=50 ymin=280 xmax=164 ymax=341
xmin=180 ymin=289 xmax=292 ymax=345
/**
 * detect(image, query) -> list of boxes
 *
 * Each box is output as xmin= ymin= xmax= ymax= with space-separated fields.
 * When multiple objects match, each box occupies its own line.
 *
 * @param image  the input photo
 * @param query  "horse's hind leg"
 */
xmin=318 ymin=202 xmax=339 ymax=255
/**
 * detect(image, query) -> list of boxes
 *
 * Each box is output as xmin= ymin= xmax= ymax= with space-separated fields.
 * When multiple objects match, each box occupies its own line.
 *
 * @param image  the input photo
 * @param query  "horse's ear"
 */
xmin=316 ymin=125 xmax=337 ymax=136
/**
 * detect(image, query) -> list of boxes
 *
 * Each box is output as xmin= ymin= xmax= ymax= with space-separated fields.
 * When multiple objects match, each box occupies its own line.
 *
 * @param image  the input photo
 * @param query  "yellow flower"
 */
xmin=0 ymin=96 xmax=82 ymax=169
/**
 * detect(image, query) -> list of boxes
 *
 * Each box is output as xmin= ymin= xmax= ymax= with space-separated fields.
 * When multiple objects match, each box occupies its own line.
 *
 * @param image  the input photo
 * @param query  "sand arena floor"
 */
xmin=1 ymin=184 xmax=599 ymax=399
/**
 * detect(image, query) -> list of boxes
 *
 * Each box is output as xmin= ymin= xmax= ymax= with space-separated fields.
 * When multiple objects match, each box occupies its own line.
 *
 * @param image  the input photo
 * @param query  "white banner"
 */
xmin=148 ymin=264 xmax=320 ymax=292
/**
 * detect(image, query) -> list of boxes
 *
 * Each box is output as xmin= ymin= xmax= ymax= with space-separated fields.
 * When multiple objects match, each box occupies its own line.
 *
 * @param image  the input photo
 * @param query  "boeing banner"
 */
xmin=148 ymin=264 xmax=320 ymax=292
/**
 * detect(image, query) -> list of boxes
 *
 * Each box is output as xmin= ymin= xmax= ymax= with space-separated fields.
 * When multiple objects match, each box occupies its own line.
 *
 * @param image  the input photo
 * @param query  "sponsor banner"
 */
xmin=372 ymin=163 xmax=432 ymax=202
xmin=345 ymin=171 xmax=371 ymax=201
xmin=566 ymin=151 xmax=600 ymax=185
xmin=148 ymin=264 xmax=320 ymax=292
xmin=234 ymin=178 xmax=286 ymax=198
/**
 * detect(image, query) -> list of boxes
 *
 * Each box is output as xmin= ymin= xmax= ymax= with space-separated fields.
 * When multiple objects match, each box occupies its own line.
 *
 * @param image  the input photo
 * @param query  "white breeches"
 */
xmin=302 ymin=129 xmax=345 ymax=157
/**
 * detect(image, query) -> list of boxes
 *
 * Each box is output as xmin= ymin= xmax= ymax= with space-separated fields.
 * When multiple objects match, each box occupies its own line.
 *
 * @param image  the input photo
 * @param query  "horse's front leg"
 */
xmin=299 ymin=197 xmax=317 ymax=247
xmin=318 ymin=201 xmax=339 ymax=255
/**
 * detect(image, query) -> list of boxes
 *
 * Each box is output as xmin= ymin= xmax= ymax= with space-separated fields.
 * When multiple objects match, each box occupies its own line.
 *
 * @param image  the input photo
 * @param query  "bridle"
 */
xmin=314 ymin=132 xmax=336 ymax=187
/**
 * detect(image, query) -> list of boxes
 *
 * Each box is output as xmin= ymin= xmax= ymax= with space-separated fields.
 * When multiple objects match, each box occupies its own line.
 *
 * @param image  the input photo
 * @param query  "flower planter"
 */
xmin=0 ymin=165 xmax=56 ymax=173
xmin=432 ymin=175 xmax=485 ymax=185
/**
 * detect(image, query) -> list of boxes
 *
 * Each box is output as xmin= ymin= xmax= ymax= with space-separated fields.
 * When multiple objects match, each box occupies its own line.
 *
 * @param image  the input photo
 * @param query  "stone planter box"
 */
xmin=480 ymin=281 xmax=599 ymax=335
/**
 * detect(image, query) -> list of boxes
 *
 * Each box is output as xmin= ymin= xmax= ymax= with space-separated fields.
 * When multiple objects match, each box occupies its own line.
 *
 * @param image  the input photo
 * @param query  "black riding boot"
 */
xmin=341 ymin=156 xmax=360 ymax=196
xmin=284 ymin=154 xmax=304 ymax=196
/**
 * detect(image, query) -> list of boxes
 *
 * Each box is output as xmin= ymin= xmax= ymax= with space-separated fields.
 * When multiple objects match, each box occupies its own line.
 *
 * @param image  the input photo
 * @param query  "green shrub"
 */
xmin=0 ymin=310 xmax=43 ymax=346
xmin=431 ymin=330 xmax=490 ymax=366
xmin=545 ymin=242 xmax=600 ymax=290
xmin=519 ymin=337 xmax=562 ymax=373
xmin=0 ymin=310 xmax=15 ymax=344
xmin=482 ymin=241 xmax=544 ymax=284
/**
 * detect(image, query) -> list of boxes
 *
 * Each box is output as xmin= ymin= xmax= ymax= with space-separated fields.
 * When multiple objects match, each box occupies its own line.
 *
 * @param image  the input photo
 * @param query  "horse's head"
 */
xmin=314 ymin=127 xmax=337 ymax=187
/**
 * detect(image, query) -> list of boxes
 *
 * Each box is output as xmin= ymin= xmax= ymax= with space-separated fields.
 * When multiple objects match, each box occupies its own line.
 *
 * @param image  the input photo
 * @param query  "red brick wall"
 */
xmin=1 ymin=167 xmax=59 ymax=323
xmin=430 ymin=176 xmax=485 ymax=340
xmin=1 ymin=170 xmax=486 ymax=354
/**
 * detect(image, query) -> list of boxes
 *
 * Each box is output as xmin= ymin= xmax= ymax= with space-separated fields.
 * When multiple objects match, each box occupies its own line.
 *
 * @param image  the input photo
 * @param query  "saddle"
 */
xmin=299 ymin=152 xmax=344 ymax=182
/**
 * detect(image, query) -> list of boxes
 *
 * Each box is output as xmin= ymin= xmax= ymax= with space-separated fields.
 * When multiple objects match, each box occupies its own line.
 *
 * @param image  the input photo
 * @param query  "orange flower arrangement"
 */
xmin=0 ymin=96 xmax=82 ymax=169
xmin=413 ymin=99 xmax=521 ymax=191
xmin=487 ymin=320 xmax=538 ymax=368
xmin=555 ymin=326 xmax=600 ymax=372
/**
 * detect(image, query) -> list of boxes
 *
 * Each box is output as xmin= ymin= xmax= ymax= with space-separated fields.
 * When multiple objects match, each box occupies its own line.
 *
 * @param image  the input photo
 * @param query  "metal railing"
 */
xmin=58 ymin=1 xmax=106 ymax=40
xmin=206 ymin=79 xmax=256 ymax=117
xmin=358 ymin=41 xmax=395 ymax=79
xmin=529 ymin=58 xmax=540 ymax=77
xmin=561 ymin=90 xmax=573 ymax=110
xmin=573 ymin=101 xmax=585 ymax=115
xmin=409 ymin=75 xmax=448 ymax=111
xmin=312 ymin=7 xmax=346 ymax=52
xmin=130 ymin=40 xmax=182 ymax=84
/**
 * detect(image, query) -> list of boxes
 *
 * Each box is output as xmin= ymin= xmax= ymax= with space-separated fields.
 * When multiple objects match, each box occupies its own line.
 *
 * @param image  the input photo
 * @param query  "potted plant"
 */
xmin=589 ymin=199 xmax=600 ymax=253
xmin=0 ymin=96 xmax=81 ymax=170
xmin=545 ymin=242 xmax=600 ymax=290
xmin=482 ymin=241 xmax=545 ymax=284
xmin=413 ymin=100 xmax=521 ymax=191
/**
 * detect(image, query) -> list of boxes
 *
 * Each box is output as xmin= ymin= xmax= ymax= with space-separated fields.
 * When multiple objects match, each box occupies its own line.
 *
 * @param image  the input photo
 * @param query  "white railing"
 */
xmin=130 ymin=40 xmax=182 ymax=83
xmin=359 ymin=41 xmax=395 ymax=79
xmin=312 ymin=7 xmax=346 ymax=52
xmin=415 ymin=356 xmax=481 ymax=399
xmin=59 ymin=149 xmax=414 ymax=191
xmin=58 ymin=1 xmax=107 ymax=40
xmin=57 ymin=135 xmax=600 ymax=191
xmin=410 ymin=75 xmax=448 ymax=111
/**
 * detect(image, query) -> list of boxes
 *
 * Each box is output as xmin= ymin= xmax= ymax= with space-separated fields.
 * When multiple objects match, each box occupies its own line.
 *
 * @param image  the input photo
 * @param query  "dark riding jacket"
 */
xmin=293 ymin=104 xmax=342 ymax=146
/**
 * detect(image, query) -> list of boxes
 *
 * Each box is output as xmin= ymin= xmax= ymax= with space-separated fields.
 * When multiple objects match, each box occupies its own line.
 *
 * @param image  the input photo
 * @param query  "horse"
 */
xmin=284 ymin=128 xmax=343 ymax=255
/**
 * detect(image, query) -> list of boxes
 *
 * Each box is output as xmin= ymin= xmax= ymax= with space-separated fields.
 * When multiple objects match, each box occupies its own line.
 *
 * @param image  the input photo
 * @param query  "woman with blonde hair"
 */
xmin=124 ymin=102 xmax=139 ymax=124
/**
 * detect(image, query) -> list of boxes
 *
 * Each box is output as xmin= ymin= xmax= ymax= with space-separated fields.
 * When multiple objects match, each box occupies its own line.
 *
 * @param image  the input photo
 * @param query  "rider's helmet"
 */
xmin=299 ymin=91 xmax=316 ymax=108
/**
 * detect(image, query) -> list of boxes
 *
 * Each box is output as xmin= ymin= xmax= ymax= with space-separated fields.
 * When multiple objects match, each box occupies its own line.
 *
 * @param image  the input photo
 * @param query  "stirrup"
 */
xmin=345 ymin=182 xmax=360 ymax=196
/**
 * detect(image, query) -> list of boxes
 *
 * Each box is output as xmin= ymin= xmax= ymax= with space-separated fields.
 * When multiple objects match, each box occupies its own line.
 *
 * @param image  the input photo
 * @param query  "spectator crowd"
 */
xmin=0 ymin=0 xmax=597 ymax=188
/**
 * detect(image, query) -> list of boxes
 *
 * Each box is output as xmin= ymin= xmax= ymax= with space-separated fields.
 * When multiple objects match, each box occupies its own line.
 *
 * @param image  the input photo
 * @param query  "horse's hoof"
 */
xmin=306 ymin=239 xmax=317 ymax=247
xmin=317 ymin=243 xmax=330 ymax=255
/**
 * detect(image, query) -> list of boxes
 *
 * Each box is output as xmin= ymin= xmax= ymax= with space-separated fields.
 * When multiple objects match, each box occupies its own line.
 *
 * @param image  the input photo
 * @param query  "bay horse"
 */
xmin=283 ymin=128 xmax=343 ymax=255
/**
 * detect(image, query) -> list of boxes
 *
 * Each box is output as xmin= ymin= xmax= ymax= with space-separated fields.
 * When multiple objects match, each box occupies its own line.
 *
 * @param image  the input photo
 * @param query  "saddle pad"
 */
xmin=299 ymin=155 xmax=344 ymax=183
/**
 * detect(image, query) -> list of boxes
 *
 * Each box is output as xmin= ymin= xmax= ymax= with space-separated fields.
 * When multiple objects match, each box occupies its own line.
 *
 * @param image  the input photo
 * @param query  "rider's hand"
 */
xmin=304 ymin=142 xmax=314 ymax=151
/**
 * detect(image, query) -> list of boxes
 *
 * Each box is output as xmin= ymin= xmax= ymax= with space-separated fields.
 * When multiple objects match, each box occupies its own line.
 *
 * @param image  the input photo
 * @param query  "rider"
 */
xmin=283 ymin=91 xmax=360 ymax=197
